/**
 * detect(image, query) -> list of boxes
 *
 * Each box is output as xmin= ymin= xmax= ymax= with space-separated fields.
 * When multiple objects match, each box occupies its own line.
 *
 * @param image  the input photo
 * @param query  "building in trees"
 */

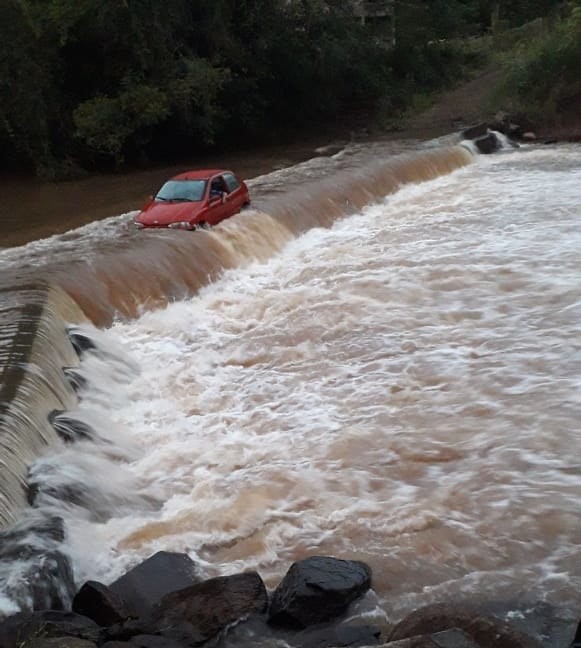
xmin=353 ymin=0 xmax=395 ymax=46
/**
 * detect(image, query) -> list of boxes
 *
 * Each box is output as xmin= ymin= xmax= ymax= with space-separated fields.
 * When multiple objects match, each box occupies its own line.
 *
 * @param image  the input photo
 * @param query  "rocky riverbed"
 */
xmin=1 ymin=552 xmax=580 ymax=648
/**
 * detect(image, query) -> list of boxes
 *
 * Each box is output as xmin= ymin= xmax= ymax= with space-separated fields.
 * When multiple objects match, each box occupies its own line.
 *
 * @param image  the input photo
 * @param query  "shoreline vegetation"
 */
xmin=1 ymin=1 xmax=579 ymax=182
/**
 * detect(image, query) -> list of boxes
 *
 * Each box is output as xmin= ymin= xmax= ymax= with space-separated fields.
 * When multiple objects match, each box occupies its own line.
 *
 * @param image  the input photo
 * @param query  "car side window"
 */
xmin=210 ymin=176 xmax=229 ymax=196
xmin=223 ymin=173 xmax=240 ymax=193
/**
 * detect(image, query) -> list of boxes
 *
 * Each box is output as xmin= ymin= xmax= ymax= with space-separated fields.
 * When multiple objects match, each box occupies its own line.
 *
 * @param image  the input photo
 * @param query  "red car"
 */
xmin=135 ymin=169 xmax=250 ymax=230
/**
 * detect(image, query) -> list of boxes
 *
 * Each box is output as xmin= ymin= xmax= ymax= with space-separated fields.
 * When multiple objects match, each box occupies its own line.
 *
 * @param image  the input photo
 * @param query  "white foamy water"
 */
xmin=4 ymin=144 xmax=581 ymax=622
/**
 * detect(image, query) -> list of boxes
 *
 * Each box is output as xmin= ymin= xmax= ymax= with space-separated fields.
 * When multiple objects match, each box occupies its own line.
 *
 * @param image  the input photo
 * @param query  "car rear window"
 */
xmin=223 ymin=173 xmax=240 ymax=192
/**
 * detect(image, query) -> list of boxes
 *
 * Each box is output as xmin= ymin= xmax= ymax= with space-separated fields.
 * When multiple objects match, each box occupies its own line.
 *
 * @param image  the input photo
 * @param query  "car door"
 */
xmin=223 ymin=172 xmax=246 ymax=215
xmin=207 ymin=175 xmax=229 ymax=225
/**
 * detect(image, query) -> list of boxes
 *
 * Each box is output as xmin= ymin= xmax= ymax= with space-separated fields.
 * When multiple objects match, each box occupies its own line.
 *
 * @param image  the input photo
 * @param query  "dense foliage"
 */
xmin=494 ymin=1 xmax=581 ymax=120
xmin=0 ymin=0 xmax=568 ymax=177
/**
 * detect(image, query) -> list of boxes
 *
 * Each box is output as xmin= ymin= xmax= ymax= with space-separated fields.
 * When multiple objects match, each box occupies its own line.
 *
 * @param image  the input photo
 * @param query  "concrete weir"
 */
xmin=0 ymin=282 xmax=87 ymax=530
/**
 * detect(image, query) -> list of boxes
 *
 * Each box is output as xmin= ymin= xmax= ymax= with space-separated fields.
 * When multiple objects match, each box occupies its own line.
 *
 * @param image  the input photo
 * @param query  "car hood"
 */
xmin=136 ymin=201 xmax=204 ymax=225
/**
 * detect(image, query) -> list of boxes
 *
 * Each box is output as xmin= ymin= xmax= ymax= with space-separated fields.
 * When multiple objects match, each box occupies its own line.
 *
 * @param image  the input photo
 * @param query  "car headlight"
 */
xmin=168 ymin=221 xmax=191 ymax=229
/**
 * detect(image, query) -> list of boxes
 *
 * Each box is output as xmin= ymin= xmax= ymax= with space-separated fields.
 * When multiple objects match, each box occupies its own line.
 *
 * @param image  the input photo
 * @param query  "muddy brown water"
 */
xmin=0 ymin=136 xmax=580 ymax=630
xmin=1 ymin=138 xmax=344 ymax=248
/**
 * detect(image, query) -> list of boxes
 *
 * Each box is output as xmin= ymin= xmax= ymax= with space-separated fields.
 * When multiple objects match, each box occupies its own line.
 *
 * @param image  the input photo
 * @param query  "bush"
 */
xmin=73 ymin=86 xmax=169 ymax=163
xmin=494 ymin=2 xmax=581 ymax=120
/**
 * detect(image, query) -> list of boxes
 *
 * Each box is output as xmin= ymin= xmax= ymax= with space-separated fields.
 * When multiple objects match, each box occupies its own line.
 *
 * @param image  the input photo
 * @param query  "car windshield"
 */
xmin=155 ymin=179 xmax=207 ymax=202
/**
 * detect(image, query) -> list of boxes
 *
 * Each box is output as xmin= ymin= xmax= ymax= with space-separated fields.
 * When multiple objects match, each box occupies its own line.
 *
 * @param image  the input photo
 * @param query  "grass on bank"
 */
xmin=492 ymin=2 xmax=581 ymax=125
xmin=377 ymin=2 xmax=581 ymax=135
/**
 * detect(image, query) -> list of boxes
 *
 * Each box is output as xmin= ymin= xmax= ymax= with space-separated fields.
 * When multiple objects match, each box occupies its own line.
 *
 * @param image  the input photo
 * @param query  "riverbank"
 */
xmin=2 ymin=64 xmax=579 ymax=250
xmin=2 ymin=551 xmax=579 ymax=648
xmin=1 ymin=134 xmax=352 ymax=249
xmin=396 ymin=66 xmax=581 ymax=143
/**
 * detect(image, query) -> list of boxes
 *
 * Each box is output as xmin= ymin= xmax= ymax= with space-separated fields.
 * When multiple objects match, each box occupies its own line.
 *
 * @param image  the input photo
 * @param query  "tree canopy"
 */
xmin=0 ymin=0 xmax=567 ymax=177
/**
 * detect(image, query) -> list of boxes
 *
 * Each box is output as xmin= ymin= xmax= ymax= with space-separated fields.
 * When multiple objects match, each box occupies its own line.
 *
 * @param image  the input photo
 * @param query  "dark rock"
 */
xmin=387 ymin=603 xmax=542 ymax=648
xmin=573 ymin=620 xmax=581 ymax=647
xmin=102 ymin=643 xmax=132 ymax=648
xmin=25 ymin=638 xmax=97 ymax=648
xmin=0 ymin=516 xmax=65 ymax=556
xmin=205 ymin=613 xmax=274 ymax=648
xmin=49 ymin=410 xmax=96 ymax=443
xmin=478 ymin=600 xmax=578 ymax=648
xmin=385 ymin=629 xmax=478 ymax=647
xmin=30 ymin=551 xmax=77 ymax=611
xmin=489 ymin=111 xmax=536 ymax=139
xmin=490 ymin=111 xmax=515 ymax=135
xmin=0 ymin=611 xmax=101 ymax=648
xmin=0 ymin=516 xmax=74 ymax=612
xmin=431 ymin=628 xmax=480 ymax=647
xmin=0 ymin=551 xmax=74 ymax=610
xmin=100 ymin=619 xmax=152 ymax=644
xmin=28 ymin=481 xmax=93 ymax=510
xmin=63 ymin=367 xmax=89 ymax=393
xmin=109 ymin=552 xmax=201 ymax=618
xmin=462 ymin=123 xmax=488 ymax=140
xmin=296 ymin=623 xmax=382 ymax=648
xmin=73 ymin=581 xmax=130 ymax=627
xmin=384 ymin=638 xmax=437 ymax=647
xmin=508 ymin=113 xmax=537 ymax=138
xmin=130 ymin=635 xmax=190 ymax=648
xmin=268 ymin=556 xmax=372 ymax=629
xmin=68 ymin=328 xmax=97 ymax=355
xmin=150 ymin=571 xmax=268 ymax=645
xmin=473 ymin=133 xmax=502 ymax=154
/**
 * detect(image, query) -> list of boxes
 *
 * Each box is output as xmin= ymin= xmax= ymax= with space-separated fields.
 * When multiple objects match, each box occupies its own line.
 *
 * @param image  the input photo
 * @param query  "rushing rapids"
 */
xmin=0 ymin=139 xmax=580 ymax=625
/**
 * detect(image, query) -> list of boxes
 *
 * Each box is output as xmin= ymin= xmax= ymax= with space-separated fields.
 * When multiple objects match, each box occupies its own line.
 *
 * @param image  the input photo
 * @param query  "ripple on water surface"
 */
xmin=2 ymin=144 xmax=581 ymax=622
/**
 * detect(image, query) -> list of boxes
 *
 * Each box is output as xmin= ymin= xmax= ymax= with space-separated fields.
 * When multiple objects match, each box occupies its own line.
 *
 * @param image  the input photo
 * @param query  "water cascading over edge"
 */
xmin=52 ymin=145 xmax=474 ymax=326
xmin=0 ymin=283 xmax=87 ymax=529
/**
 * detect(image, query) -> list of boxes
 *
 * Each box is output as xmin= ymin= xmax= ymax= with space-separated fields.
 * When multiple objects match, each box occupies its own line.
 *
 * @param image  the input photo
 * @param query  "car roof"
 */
xmin=171 ymin=169 xmax=231 ymax=181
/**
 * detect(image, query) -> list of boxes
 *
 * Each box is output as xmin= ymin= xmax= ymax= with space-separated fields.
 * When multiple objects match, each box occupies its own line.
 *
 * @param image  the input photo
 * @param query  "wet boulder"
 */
xmin=268 ymin=556 xmax=372 ymax=629
xmin=72 ymin=580 xmax=130 ymax=627
xmin=148 ymin=571 xmax=268 ymax=645
xmin=209 ymin=615 xmax=381 ymax=648
xmin=386 ymin=628 xmax=479 ymax=647
xmin=478 ymin=599 xmax=578 ymax=648
xmin=0 ymin=516 xmax=76 ymax=613
xmin=295 ymin=623 xmax=382 ymax=648
xmin=129 ymin=636 xmax=190 ymax=648
xmin=63 ymin=367 xmax=89 ymax=393
xmin=573 ymin=621 xmax=581 ymax=648
xmin=49 ymin=410 xmax=96 ymax=443
xmin=67 ymin=328 xmax=97 ymax=356
xmin=473 ymin=133 xmax=502 ymax=154
xmin=387 ymin=603 xmax=543 ymax=648
xmin=99 ymin=619 xmax=151 ymax=644
xmin=0 ymin=611 xmax=101 ymax=648
xmin=29 ymin=550 xmax=77 ymax=611
xmin=24 ymin=639 xmax=97 ymax=648
xmin=109 ymin=551 xmax=201 ymax=618
xmin=462 ymin=123 xmax=488 ymax=140
xmin=491 ymin=111 xmax=536 ymax=139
